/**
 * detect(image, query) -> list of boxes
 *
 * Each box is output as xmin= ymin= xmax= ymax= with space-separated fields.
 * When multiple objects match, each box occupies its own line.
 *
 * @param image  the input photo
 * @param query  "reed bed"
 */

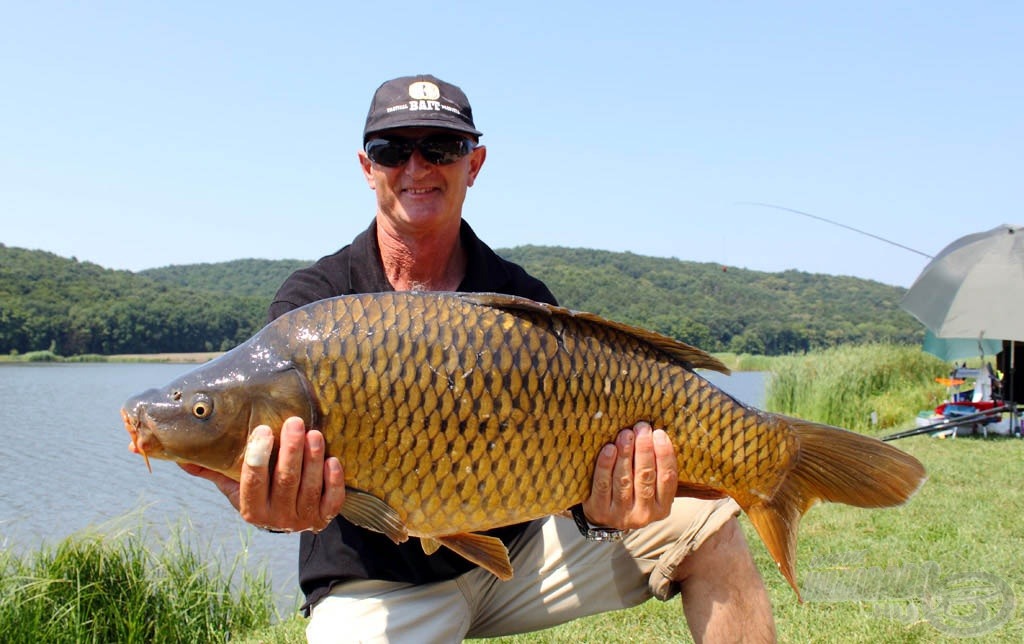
xmin=765 ymin=344 xmax=949 ymax=433
xmin=0 ymin=525 xmax=275 ymax=643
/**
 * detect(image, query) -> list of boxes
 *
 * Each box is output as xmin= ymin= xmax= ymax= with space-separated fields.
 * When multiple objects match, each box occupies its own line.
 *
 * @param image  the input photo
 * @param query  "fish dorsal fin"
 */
xmin=433 ymin=532 xmax=514 ymax=581
xmin=457 ymin=292 xmax=730 ymax=374
xmin=339 ymin=487 xmax=409 ymax=545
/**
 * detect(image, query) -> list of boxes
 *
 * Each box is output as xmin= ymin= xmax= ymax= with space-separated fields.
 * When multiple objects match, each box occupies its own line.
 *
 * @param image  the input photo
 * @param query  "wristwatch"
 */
xmin=570 ymin=504 xmax=624 ymax=542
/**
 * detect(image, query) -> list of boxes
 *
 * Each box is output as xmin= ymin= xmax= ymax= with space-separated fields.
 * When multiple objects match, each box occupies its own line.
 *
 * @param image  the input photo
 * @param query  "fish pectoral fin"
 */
xmin=675 ymin=482 xmax=728 ymax=500
xmin=338 ymin=487 xmax=409 ymax=544
xmin=434 ymin=533 xmax=514 ymax=581
xmin=420 ymin=537 xmax=442 ymax=556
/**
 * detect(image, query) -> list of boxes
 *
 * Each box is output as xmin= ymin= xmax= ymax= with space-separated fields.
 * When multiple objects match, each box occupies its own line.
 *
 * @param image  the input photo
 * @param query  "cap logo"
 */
xmin=409 ymin=81 xmax=441 ymax=100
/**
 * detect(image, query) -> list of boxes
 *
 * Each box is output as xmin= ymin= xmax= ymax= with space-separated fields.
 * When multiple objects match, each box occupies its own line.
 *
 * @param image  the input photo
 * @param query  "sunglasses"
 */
xmin=364 ymin=134 xmax=476 ymax=167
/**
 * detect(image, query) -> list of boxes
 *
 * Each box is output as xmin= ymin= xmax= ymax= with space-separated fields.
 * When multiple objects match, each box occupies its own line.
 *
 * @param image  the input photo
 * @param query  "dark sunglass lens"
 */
xmin=365 ymin=139 xmax=413 ymax=167
xmin=418 ymin=136 xmax=473 ymax=165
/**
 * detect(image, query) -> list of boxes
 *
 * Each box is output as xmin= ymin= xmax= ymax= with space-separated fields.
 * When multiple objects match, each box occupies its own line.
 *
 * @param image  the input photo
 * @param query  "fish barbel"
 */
xmin=121 ymin=292 xmax=925 ymax=596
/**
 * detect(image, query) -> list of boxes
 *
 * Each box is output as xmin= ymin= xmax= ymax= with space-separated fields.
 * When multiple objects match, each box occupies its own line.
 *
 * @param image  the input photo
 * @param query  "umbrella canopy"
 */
xmin=921 ymin=330 xmax=1002 ymax=362
xmin=901 ymin=224 xmax=1024 ymax=341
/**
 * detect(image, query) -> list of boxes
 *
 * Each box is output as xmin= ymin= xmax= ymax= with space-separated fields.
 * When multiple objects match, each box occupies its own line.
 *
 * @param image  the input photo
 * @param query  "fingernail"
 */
xmin=635 ymin=422 xmax=652 ymax=436
xmin=245 ymin=427 xmax=273 ymax=468
xmin=653 ymin=429 xmax=670 ymax=445
xmin=601 ymin=444 xmax=616 ymax=458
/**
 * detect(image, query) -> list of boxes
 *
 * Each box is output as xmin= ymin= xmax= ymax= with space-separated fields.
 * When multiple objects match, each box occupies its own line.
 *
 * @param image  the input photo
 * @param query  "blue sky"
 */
xmin=2 ymin=2 xmax=1020 ymax=287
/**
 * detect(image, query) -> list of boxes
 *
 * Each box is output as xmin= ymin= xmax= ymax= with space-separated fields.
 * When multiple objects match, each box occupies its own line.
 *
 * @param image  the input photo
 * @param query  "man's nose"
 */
xmin=403 ymin=149 xmax=433 ymax=175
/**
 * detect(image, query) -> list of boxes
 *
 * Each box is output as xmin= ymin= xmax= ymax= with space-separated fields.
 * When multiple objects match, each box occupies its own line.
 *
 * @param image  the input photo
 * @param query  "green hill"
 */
xmin=0 ymin=243 xmax=921 ymax=356
xmin=138 ymin=258 xmax=311 ymax=299
xmin=0 ymin=244 xmax=266 ymax=355
xmin=499 ymin=246 xmax=917 ymax=354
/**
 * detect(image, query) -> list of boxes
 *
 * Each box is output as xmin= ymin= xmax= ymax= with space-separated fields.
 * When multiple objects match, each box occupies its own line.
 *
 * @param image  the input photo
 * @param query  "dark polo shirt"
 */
xmin=268 ymin=219 xmax=557 ymax=610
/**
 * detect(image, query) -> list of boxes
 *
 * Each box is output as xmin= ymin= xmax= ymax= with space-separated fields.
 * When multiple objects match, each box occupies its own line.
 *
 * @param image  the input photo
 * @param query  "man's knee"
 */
xmin=673 ymin=517 xmax=751 ymax=582
xmin=646 ymin=499 xmax=742 ymax=600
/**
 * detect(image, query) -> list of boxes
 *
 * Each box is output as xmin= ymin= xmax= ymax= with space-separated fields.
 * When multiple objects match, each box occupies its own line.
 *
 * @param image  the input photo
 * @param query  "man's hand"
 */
xmin=180 ymin=416 xmax=346 ymax=533
xmin=581 ymin=421 xmax=677 ymax=530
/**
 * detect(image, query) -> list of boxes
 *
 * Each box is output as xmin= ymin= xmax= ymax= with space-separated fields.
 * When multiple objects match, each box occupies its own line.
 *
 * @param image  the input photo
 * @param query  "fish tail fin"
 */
xmin=745 ymin=417 xmax=926 ymax=600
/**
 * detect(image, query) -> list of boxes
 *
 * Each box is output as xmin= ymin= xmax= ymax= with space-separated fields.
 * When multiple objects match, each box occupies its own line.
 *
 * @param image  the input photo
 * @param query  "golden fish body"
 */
xmin=122 ymin=292 xmax=925 ymax=595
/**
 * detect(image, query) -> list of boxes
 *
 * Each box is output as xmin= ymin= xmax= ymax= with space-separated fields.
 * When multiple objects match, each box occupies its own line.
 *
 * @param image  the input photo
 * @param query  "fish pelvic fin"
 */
xmin=434 ymin=533 xmax=514 ymax=581
xmin=745 ymin=416 xmax=927 ymax=601
xmin=420 ymin=537 xmax=442 ymax=556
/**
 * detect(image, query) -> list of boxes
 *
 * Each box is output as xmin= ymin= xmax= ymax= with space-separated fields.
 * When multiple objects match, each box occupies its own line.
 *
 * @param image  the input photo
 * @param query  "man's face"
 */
xmin=359 ymin=127 xmax=486 ymax=236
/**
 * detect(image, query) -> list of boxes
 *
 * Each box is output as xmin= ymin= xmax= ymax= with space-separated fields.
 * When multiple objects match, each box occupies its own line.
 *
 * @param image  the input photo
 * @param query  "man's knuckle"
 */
xmin=276 ymin=471 xmax=301 ymax=488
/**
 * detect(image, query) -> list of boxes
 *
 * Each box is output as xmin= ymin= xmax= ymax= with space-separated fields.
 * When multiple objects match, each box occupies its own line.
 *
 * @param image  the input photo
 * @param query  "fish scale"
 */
xmin=282 ymin=294 xmax=783 ymax=534
xmin=122 ymin=291 xmax=926 ymax=597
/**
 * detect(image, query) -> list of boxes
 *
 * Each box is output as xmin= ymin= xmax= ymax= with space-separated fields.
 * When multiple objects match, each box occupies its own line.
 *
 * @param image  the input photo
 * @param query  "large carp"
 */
xmin=121 ymin=292 xmax=925 ymax=596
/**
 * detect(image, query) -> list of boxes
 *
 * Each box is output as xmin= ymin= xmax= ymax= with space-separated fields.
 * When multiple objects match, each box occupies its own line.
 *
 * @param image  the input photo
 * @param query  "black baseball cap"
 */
xmin=363 ymin=74 xmax=483 ymax=142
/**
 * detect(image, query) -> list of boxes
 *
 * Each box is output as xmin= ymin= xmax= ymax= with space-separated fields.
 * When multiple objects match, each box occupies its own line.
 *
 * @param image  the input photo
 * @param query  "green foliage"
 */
xmin=765 ymin=344 xmax=950 ymax=432
xmin=0 ymin=245 xmax=270 ymax=355
xmin=0 ymin=526 xmax=274 ymax=643
xmin=22 ymin=350 xmax=60 ymax=362
xmin=0 ymin=243 xmax=924 ymax=356
xmin=499 ymin=246 xmax=921 ymax=354
xmin=138 ymin=258 xmax=311 ymax=299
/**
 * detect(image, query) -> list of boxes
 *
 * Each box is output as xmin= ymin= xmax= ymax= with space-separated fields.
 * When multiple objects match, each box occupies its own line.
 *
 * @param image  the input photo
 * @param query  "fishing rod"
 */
xmin=881 ymin=405 xmax=1008 ymax=441
xmin=738 ymin=202 xmax=933 ymax=259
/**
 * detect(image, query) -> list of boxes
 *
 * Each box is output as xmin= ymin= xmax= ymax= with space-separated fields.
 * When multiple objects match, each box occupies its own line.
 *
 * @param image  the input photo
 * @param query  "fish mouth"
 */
xmin=121 ymin=407 xmax=156 ymax=473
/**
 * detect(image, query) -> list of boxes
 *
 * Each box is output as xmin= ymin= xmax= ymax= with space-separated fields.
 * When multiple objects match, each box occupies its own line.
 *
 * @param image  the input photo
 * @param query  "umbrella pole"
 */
xmin=1013 ymin=341 xmax=1019 ymax=437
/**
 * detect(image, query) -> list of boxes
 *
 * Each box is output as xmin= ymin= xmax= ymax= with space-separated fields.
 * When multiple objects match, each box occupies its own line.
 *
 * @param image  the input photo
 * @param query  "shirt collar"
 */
xmin=347 ymin=219 xmax=511 ymax=293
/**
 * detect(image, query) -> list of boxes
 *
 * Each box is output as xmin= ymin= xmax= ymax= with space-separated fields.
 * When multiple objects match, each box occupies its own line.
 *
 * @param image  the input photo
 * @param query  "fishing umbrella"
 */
xmin=921 ymin=330 xmax=1001 ymax=362
xmin=901 ymin=224 xmax=1024 ymax=415
xmin=901 ymin=224 xmax=1024 ymax=341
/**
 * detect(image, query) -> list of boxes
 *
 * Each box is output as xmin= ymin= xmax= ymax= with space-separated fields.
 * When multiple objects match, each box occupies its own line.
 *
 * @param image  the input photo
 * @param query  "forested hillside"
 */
xmin=138 ymin=259 xmax=311 ymax=298
xmin=0 ymin=243 xmax=922 ymax=356
xmin=0 ymin=245 xmax=266 ymax=355
xmin=500 ymin=246 xmax=918 ymax=354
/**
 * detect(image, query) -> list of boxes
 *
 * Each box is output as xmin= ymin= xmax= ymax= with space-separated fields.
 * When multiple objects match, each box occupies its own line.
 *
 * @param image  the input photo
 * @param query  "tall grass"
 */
xmin=0 ymin=525 xmax=275 ymax=643
xmin=765 ymin=344 xmax=950 ymax=433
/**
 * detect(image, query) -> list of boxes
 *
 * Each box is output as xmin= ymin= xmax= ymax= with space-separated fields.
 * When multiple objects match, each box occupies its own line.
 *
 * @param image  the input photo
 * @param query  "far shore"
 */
xmin=105 ymin=352 xmax=224 ymax=363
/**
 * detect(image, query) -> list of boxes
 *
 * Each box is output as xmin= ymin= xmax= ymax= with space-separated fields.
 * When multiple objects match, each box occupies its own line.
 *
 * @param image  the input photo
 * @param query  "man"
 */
xmin=187 ymin=75 xmax=776 ymax=642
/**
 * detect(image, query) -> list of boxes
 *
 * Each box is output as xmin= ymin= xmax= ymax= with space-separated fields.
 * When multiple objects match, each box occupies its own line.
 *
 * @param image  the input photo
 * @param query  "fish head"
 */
xmin=121 ymin=347 xmax=316 ymax=481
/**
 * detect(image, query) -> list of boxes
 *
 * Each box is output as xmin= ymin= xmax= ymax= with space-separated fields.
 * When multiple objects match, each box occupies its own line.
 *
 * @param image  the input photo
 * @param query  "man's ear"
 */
xmin=358 ymin=150 xmax=376 ymax=190
xmin=466 ymin=145 xmax=486 ymax=187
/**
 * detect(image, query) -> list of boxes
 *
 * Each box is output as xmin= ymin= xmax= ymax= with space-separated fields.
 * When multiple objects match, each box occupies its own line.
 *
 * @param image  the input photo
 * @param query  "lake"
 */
xmin=0 ymin=362 xmax=765 ymax=616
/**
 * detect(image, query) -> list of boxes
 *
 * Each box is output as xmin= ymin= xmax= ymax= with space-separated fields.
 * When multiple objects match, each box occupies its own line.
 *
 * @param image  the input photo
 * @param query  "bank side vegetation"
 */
xmin=1 ymin=243 xmax=921 ymax=357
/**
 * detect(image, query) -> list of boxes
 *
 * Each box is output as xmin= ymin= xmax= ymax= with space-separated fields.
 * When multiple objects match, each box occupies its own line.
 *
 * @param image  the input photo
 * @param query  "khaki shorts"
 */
xmin=306 ymin=497 xmax=740 ymax=644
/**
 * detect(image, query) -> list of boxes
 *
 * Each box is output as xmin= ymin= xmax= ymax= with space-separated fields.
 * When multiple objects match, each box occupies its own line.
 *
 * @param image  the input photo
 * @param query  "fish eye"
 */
xmin=191 ymin=394 xmax=214 ymax=420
